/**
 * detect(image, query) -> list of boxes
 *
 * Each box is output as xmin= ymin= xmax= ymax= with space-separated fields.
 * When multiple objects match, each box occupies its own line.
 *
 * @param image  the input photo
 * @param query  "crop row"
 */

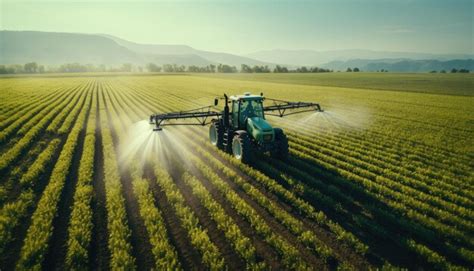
xmin=182 ymin=172 xmax=266 ymax=270
xmin=276 ymin=116 xmax=471 ymax=183
xmin=107 ymin=78 xmax=472 ymax=267
xmin=286 ymin=126 xmax=472 ymax=200
xmin=178 ymin=129 xmax=336 ymax=263
xmin=289 ymin=136 xmax=473 ymax=224
xmin=263 ymin=150 xmax=471 ymax=267
xmin=97 ymin=85 xmax=136 ymax=269
xmin=187 ymin=125 xmax=368 ymax=255
xmin=0 ymin=86 xmax=70 ymax=143
xmin=16 ymin=88 xmax=92 ymax=269
xmin=114 ymin=81 xmax=367 ymax=255
xmin=153 ymin=165 xmax=225 ymax=270
xmin=112 ymin=82 xmax=348 ymax=269
xmin=289 ymin=141 xmax=473 ymax=248
xmin=106 ymin=82 xmax=270 ymax=269
xmin=102 ymin=82 xmax=183 ymax=270
xmin=46 ymin=81 xmax=93 ymax=134
xmin=0 ymin=85 xmax=86 ymax=172
xmin=129 ymin=83 xmax=472 ymax=266
xmin=65 ymin=85 xmax=97 ymax=269
xmin=0 ymin=85 xmax=66 ymax=131
xmin=279 ymin=118 xmax=472 ymax=188
xmin=288 ymin=130 xmax=473 ymax=207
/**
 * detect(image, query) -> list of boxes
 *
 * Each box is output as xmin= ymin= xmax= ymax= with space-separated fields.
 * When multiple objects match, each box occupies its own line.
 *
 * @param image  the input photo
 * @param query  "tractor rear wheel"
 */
xmin=271 ymin=128 xmax=289 ymax=160
xmin=232 ymin=132 xmax=253 ymax=164
xmin=209 ymin=120 xmax=224 ymax=149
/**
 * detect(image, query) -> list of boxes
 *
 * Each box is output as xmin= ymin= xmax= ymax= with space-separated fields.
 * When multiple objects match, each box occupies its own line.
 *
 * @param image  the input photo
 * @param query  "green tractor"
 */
xmin=150 ymin=92 xmax=323 ymax=164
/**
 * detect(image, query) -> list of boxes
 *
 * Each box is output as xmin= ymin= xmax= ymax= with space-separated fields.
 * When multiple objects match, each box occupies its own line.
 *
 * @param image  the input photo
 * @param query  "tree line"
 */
xmin=0 ymin=62 xmax=333 ymax=74
xmin=1 ymin=62 xmax=469 ymax=74
xmin=430 ymin=68 xmax=470 ymax=73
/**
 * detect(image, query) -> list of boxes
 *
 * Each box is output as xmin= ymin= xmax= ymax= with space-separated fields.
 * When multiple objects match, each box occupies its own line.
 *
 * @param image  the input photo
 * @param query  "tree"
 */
xmin=440 ymin=70 xmax=446 ymax=73
xmin=209 ymin=64 xmax=216 ymax=73
xmin=346 ymin=67 xmax=352 ymax=72
xmin=217 ymin=64 xmax=237 ymax=73
xmin=58 ymin=63 xmax=87 ymax=73
xmin=430 ymin=70 xmax=437 ymax=73
xmin=296 ymin=66 xmax=309 ymax=73
xmin=147 ymin=63 xmax=162 ymax=72
xmin=273 ymin=65 xmax=289 ymax=73
xmin=241 ymin=64 xmax=252 ymax=73
xmin=451 ymin=68 xmax=458 ymax=73
xmin=252 ymin=65 xmax=270 ymax=73
xmin=459 ymin=69 xmax=469 ymax=73
xmin=163 ymin=64 xmax=174 ymax=72
xmin=24 ymin=62 xmax=38 ymax=73
xmin=0 ymin=65 xmax=9 ymax=74
xmin=353 ymin=67 xmax=360 ymax=72
xmin=121 ymin=63 xmax=132 ymax=72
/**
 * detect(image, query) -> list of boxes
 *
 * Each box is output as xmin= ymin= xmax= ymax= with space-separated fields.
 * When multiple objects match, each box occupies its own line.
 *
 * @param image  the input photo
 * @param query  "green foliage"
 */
xmin=16 ymin=90 xmax=92 ymax=270
xmin=1 ymin=73 xmax=472 ymax=270
xmin=98 ymin=89 xmax=136 ymax=270
xmin=154 ymin=166 xmax=225 ymax=270
xmin=182 ymin=173 xmax=266 ymax=270
xmin=65 ymin=88 xmax=97 ymax=269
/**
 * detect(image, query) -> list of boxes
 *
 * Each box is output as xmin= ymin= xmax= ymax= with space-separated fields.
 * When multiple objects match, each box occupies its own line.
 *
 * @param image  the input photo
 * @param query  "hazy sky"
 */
xmin=1 ymin=0 xmax=472 ymax=54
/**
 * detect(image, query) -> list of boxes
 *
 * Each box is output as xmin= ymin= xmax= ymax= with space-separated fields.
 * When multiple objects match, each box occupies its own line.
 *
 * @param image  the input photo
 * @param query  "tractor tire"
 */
xmin=209 ymin=120 xmax=224 ymax=149
xmin=271 ymin=128 xmax=289 ymax=160
xmin=232 ymin=132 xmax=253 ymax=164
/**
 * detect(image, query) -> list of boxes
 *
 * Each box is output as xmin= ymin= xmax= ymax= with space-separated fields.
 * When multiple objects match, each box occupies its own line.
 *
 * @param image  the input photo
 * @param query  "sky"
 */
xmin=0 ymin=0 xmax=472 ymax=55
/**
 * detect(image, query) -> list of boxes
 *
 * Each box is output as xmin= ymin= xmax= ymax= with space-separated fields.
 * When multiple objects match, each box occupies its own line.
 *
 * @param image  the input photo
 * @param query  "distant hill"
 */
xmin=103 ymin=34 xmax=269 ymax=66
xmin=246 ymin=49 xmax=474 ymax=66
xmin=321 ymin=59 xmax=474 ymax=72
xmin=0 ymin=31 xmax=140 ymax=65
xmin=0 ymin=30 xmax=270 ymax=66
xmin=1 ymin=30 xmax=472 ymax=72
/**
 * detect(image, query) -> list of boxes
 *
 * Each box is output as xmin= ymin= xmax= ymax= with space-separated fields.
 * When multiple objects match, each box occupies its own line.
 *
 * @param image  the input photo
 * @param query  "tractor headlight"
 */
xmin=263 ymin=134 xmax=273 ymax=142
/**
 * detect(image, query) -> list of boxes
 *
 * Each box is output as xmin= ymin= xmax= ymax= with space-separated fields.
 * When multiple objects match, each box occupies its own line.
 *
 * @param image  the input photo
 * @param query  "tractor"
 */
xmin=150 ymin=92 xmax=323 ymax=164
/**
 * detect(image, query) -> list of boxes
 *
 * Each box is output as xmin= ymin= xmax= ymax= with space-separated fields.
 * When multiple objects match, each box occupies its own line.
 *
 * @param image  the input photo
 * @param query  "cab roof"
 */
xmin=230 ymin=92 xmax=264 ymax=101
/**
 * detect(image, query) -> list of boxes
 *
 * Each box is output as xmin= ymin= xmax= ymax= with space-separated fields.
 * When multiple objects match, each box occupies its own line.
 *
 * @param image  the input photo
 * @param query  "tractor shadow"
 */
xmin=250 ymin=152 xmax=467 ymax=269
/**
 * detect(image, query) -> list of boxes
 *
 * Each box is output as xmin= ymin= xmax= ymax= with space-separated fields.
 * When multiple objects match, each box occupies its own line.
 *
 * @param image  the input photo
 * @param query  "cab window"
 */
xmin=240 ymin=100 xmax=264 ymax=124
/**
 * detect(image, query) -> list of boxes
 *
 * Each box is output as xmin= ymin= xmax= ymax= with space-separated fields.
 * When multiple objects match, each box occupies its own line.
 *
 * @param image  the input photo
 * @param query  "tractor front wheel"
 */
xmin=232 ymin=132 xmax=253 ymax=164
xmin=271 ymin=128 xmax=289 ymax=160
xmin=209 ymin=120 xmax=224 ymax=149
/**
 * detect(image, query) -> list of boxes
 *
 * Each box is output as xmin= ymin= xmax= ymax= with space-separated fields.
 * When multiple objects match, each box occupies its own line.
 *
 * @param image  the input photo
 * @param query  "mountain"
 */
xmin=0 ymin=31 xmax=140 ymax=65
xmin=1 ymin=30 xmax=472 ymax=72
xmin=246 ymin=49 xmax=474 ymax=66
xmin=0 ymin=30 xmax=270 ymax=66
xmin=103 ymin=34 xmax=269 ymax=66
xmin=321 ymin=59 xmax=474 ymax=72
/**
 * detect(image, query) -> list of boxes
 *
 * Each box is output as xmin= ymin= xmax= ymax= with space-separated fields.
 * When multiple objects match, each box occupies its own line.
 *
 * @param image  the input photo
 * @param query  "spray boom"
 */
xmin=149 ymin=92 xmax=323 ymax=131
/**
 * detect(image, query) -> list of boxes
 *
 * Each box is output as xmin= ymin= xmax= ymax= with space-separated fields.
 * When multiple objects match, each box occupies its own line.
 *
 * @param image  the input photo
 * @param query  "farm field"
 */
xmin=0 ymin=73 xmax=473 ymax=270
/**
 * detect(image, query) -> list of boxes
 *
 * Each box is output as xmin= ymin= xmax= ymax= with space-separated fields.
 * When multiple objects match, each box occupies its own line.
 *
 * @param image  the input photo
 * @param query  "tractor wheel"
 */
xmin=232 ymin=132 xmax=253 ymax=164
xmin=209 ymin=120 xmax=224 ymax=149
xmin=271 ymin=128 xmax=289 ymax=160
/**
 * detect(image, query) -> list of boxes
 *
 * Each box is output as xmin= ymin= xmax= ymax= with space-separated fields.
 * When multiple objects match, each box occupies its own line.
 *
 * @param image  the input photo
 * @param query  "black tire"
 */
xmin=271 ymin=128 xmax=289 ymax=160
xmin=209 ymin=120 xmax=224 ymax=149
xmin=232 ymin=131 xmax=253 ymax=164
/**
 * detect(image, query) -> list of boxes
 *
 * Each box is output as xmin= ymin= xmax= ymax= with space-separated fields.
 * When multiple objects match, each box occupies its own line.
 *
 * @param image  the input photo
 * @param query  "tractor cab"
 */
xmin=228 ymin=93 xmax=275 ymax=145
xmin=229 ymin=92 xmax=265 ymax=129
